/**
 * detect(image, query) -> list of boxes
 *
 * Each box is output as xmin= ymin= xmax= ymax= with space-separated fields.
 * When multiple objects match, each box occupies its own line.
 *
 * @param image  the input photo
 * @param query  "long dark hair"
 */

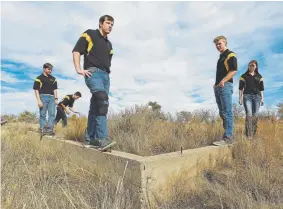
xmin=245 ymin=60 xmax=259 ymax=74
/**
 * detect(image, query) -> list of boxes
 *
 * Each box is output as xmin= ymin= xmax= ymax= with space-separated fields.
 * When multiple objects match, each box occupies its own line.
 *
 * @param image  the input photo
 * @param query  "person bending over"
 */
xmin=54 ymin=92 xmax=82 ymax=128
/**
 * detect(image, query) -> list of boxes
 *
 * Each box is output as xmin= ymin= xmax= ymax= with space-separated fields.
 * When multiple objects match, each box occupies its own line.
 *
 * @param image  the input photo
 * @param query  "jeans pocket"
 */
xmin=85 ymin=73 xmax=94 ymax=86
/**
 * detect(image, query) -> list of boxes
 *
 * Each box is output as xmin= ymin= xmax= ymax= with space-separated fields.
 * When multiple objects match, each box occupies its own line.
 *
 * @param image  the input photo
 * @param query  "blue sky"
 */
xmin=1 ymin=1 xmax=283 ymax=116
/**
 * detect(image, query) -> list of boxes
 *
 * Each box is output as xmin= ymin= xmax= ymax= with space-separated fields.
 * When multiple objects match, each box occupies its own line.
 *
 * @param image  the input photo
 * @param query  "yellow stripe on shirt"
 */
xmin=224 ymin=53 xmax=236 ymax=71
xmin=81 ymin=33 xmax=93 ymax=54
xmin=35 ymin=79 xmax=43 ymax=89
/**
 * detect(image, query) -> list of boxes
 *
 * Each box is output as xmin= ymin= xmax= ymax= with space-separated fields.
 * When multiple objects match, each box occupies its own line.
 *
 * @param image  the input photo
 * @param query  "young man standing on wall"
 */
xmin=212 ymin=36 xmax=238 ymax=146
xmin=72 ymin=15 xmax=116 ymax=151
xmin=33 ymin=63 xmax=58 ymax=135
xmin=54 ymin=92 xmax=82 ymax=128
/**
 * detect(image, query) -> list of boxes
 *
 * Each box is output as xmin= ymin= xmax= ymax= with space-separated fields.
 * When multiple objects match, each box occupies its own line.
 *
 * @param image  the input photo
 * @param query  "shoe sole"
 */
xmin=213 ymin=142 xmax=227 ymax=146
xmin=99 ymin=141 xmax=117 ymax=152
xmin=83 ymin=144 xmax=100 ymax=149
xmin=40 ymin=131 xmax=55 ymax=140
xmin=213 ymin=141 xmax=234 ymax=147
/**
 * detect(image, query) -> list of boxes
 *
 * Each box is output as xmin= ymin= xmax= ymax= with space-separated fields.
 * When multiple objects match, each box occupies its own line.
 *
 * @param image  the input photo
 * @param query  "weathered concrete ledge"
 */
xmin=39 ymin=136 xmax=232 ymax=209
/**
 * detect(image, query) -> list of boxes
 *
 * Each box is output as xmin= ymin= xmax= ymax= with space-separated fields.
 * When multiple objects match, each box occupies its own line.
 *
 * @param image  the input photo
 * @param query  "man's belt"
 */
xmin=87 ymin=67 xmax=110 ymax=74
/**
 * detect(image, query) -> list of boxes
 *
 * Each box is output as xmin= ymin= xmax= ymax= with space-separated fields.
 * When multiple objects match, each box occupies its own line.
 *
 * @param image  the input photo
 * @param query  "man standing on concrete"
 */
xmin=72 ymin=15 xmax=116 ymax=151
xmin=212 ymin=36 xmax=238 ymax=146
xmin=33 ymin=63 xmax=58 ymax=135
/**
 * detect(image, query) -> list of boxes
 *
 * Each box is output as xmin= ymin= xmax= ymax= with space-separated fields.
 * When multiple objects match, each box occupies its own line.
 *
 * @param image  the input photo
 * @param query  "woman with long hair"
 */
xmin=239 ymin=60 xmax=264 ymax=138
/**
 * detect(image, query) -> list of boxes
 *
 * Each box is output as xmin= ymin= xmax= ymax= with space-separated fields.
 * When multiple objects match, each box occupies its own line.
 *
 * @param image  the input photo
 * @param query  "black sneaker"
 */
xmin=43 ymin=128 xmax=55 ymax=136
xmin=213 ymin=136 xmax=233 ymax=146
xmin=90 ymin=139 xmax=100 ymax=147
xmin=84 ymin=139 xmax=100 ymax=148
xmin=223 ymin=136 xmax=234 ymax=145
xmin=43 ymin=127 xmax=51 ymax=132
xmin=47 ymin=131 xmax=55 ymax=136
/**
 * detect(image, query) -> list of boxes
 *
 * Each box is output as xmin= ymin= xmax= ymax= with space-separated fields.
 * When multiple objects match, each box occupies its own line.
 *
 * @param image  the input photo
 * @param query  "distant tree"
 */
xmin=147 ymin=101 xmax=168 ymax=121
xmin=193 ymin=109 xmax=215 ymax=123
xmin=176 ymin=111 xmax=193 ymax=123
xmin=148 ymin=101 xmax=162 ymax=112
xmin=18 ymin=111 xmax=38 ymax=123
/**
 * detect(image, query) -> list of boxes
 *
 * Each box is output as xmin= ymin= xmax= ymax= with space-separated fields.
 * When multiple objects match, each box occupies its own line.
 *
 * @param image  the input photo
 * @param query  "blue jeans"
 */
xmin=243 ymin=94 xmax=261 ymax=137
xmin=84 ymin=67 xmax=110 ymax=143
xmin=39 ymin=94 xmax=56 ymax=131
xmin=214 ymin=82 xmax=234 ymax=138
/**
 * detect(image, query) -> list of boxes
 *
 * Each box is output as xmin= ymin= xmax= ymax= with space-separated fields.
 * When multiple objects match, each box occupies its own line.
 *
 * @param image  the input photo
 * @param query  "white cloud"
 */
xmin=1 ymin=1 xmax=283 ymax=116
xmin=1 ymin=86 xmax=17 ymax=92
xmin=1 ymin=71 xmax=20 ymax=83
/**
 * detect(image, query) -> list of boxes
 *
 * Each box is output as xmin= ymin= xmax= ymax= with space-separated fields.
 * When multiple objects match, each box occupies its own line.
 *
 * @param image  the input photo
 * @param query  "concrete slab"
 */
xmin=32 ymin=133 xmax=232 ymax=209
xmin=141 ymin=145 xmax=233 ymax=207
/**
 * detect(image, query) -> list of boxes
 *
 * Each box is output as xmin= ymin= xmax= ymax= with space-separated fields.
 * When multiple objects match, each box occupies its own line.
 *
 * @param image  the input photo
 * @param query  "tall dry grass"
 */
xmin=62 ymin=105 xmax=247 ymax=156
xmin=1 ymin=123 xmax=134 ymax=209
xmin=62 ymin=116 xmax=87 ymax=142
xmin=154 ymin=120 xmax=283 ymax=209
xmin=2 ymin=107 xmax=283 ymax=209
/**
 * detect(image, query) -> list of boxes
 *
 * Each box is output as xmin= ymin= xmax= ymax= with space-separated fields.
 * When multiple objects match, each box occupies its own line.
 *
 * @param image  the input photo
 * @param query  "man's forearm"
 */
xmin=54 ymin=89 xmax=58 ymax=99
xmin=72 ymin=52 xmax=81 ymax=72
xmin=34 ymin=90 xmax=41 ymax=103
xmin=260 ymin=91 xmax=264 ymax=100
xmin=239 ymin=90 xmax=243 ymax=100
xmin=222 ymin=71 xmax=237 ymax=83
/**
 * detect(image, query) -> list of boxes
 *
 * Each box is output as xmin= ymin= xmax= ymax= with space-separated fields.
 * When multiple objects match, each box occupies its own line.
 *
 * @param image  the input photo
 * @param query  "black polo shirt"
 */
xmin=33 ymin=73 xmax=57 ymax=95
xmin=239 ymin=72 xmax=264 ymax=94
xmin=72 ymin=29 xmax=113 ymax=73
xmin=58 ymin=95 xmax=75 ymax=109
xmin=215 ymin=49 xmax=238 ymax=85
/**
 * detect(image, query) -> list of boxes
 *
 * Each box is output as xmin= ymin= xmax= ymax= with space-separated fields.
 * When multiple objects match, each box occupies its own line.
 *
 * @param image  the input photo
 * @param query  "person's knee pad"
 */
xmin=92 ymin=91 xmax=109 ymax=116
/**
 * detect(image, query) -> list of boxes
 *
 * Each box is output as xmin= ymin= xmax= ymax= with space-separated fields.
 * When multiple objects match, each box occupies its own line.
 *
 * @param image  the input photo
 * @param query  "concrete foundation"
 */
xmin=41 ymin=136 xmax=232 ymax=209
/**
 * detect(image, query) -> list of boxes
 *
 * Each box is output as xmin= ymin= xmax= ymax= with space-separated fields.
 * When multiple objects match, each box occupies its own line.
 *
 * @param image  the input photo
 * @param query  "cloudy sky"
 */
xmin=1 ymin=1 xmax=283 ymax=116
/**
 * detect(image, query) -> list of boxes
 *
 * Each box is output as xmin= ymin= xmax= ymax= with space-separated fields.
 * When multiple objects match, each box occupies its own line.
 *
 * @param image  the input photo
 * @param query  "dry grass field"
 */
xmin=1 ymin=104 xmax=283 ymax=209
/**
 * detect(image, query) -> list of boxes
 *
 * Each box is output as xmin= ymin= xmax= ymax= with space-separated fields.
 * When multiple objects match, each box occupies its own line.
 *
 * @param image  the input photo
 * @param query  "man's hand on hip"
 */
xmin=77 ymin=69 xmax=92 ymax=78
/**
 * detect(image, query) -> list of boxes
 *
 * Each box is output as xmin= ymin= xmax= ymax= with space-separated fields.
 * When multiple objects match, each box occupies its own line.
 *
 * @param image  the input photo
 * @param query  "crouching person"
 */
xmin=54 ymin=92 xmax=82 ymax=128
